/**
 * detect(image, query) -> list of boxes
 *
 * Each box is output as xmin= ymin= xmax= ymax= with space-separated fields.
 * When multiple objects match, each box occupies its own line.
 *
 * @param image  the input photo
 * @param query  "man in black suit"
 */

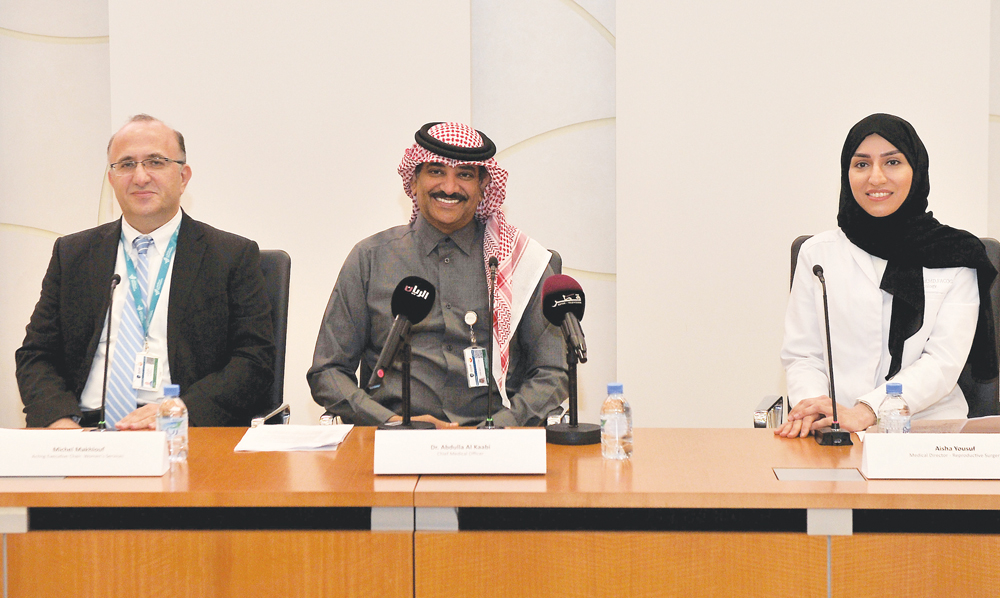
xmin=15 ymin=115 xmax=274 ymax=429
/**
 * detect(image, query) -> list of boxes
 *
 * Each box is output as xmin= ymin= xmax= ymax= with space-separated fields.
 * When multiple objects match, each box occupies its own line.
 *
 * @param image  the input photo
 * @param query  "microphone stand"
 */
xmin=812 ymin=266 xmax=852 ymax=446
xmin=378 ymin=342 xmax=434 ymax=430
xmin=483 ymin=258 xmax=500 ymax=429
xmin=546 ymin=341 xmax=600 ymax=445
xmin=96 ymin=275 xmax=120 ymax=431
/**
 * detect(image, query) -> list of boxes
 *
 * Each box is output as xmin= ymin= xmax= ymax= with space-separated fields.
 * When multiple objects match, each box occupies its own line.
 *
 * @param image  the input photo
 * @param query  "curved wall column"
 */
xmin=0 ymin=2 xmax=110 ymax=428
xmin=472 ymin=0 xmax=616 ymax=422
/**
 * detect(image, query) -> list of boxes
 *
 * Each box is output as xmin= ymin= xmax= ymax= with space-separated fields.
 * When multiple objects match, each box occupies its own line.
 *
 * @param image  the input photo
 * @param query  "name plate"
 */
xmin=0 ymin=429 xmax=168 ymax=477
xmin=374 ymin=429 xmax=546 ymax=475
xmin=861 ymin=433 xmax=1000 ymax=479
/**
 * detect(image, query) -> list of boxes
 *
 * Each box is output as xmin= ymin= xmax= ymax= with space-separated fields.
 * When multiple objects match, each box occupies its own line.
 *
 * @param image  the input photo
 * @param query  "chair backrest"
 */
xmin=789 ymin=236 xmax=1000 ymax=417
xmin=962 ymin=238 xmax=1000 ymax=417
xmin=259 ymin=250 xmax=291 ymax=414
xmin=548 ymin=249 xmax=563 ymax=275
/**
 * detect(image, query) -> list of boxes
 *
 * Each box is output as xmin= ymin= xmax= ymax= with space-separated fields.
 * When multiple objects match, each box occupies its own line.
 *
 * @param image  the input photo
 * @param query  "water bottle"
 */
xmin=877 ymin=382 xmax=910 ymax=434
xmin=600 ymin=382 xmax=632 ymax=460
xmin=157 ymin=384 xmax=189 ymax=462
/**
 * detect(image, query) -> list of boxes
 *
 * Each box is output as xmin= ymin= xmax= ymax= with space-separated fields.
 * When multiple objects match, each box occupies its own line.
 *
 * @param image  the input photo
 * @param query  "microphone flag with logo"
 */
xmin=367 ymin=276 xmax=436 ymax=389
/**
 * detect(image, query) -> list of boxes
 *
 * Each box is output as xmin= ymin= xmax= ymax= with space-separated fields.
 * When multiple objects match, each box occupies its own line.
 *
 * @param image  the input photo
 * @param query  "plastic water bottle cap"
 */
xmin=163 ymin=384 xmax=181 ymax=397
xmin=885 ymin=382 xmax=903 ymax=394
xmin=607 ymin=382 xmax=624 ymax=394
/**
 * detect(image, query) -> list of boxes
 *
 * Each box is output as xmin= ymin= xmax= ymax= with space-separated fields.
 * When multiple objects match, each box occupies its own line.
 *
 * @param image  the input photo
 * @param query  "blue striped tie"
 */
xmin=106 ymin=236 xmax=153 ymax=427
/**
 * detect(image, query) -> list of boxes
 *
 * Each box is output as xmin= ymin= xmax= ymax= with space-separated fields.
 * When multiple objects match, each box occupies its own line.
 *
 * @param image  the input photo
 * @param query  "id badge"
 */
xmin=131 ymin=352 xmax=160 ymax=391
xmin=464 ymin=346 xmax=489 ymax=388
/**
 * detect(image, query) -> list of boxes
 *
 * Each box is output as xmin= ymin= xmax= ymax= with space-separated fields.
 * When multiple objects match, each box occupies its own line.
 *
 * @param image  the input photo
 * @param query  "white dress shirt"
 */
xmin=80 ymin=210 xmax=181 ymax=409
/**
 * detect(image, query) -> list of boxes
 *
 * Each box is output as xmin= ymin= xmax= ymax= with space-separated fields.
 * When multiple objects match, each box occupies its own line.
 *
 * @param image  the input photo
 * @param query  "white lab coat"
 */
xmin=781 ymin=228 xmax=979 ymax=419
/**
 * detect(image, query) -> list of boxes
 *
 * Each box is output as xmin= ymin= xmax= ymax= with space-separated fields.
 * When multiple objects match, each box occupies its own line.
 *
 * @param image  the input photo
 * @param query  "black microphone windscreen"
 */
xmin=390 ymin=276 xmax=436 ymax=323
xmin=542 ymin=274 xmax=586 ymax=325
xmin=111 ymin=274 xmax=122 ymax=285
xmin=488 ymin=256 xmax=499 ymax=268
xmin=812 ymin=265 xmax=824 ymax=277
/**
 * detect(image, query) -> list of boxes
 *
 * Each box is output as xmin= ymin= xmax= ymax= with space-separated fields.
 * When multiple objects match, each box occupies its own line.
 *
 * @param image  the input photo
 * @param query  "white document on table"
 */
xmin=234 ymin=424 xmax=353 ymax=452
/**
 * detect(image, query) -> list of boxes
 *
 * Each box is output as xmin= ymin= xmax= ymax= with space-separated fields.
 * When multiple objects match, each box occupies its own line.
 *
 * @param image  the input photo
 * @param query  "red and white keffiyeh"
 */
xmin=398 ymin=122 xmax=550 ymax=406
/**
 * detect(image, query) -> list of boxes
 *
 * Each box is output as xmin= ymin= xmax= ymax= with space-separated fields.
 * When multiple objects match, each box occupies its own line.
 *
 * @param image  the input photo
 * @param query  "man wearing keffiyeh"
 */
xmin=307 ymin=122 xmax=567 ymax=428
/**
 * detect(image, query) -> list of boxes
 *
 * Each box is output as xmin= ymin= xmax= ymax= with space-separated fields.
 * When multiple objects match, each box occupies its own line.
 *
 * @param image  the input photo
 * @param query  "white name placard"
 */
xmin=861 ymin=433 xmax=1000 ymax=479
xmin=0 ymin=429 xmax=168 ymax=477
xmin=374 ymin=428 xmax=546 ymax=475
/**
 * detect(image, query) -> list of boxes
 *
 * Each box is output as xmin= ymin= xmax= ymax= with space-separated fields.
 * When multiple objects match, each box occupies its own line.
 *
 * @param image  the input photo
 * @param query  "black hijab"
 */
xmin=837 ymin=113 xmax=997 ymax=382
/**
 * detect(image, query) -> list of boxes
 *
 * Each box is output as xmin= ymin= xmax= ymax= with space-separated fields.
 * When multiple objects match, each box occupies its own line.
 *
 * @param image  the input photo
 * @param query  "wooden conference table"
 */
xmin=3 ymin=427 xmax=1000 ymax=598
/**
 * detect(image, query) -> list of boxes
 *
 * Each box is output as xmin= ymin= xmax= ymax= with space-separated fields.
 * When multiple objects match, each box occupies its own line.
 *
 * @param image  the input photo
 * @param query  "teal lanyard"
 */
xmin=120 ymin=226 xmax=180 ymax=340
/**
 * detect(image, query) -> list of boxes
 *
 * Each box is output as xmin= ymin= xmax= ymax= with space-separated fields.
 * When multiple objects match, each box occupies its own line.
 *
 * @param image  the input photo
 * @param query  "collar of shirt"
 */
xmin=871 ymin=253 xmax=888 ymax=285
xmin=413 ymin=213 xmax=481 ymax=257
xmin=120 ymin=209 xmax=183 ymax=258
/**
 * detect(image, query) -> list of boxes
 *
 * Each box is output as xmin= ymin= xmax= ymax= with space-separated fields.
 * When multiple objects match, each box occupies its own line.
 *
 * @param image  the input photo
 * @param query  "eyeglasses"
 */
xmin=109 ymin=157 xmax=185 ymax=177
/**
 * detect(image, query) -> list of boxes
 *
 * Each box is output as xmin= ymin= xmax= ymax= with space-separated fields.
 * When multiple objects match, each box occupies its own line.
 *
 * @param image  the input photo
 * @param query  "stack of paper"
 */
xmin=234 ymin=425 xmax=353 ymax=452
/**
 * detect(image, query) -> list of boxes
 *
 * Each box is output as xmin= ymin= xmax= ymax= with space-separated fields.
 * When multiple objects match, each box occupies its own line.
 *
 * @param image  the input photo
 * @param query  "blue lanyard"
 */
xmin=120 ymin=226 xmax=180 ymax=340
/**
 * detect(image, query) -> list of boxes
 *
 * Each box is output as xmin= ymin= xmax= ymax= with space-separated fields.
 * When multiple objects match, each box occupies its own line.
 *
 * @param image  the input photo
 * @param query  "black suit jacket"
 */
xmin=15 ymin=212 xmax=275 ymax=427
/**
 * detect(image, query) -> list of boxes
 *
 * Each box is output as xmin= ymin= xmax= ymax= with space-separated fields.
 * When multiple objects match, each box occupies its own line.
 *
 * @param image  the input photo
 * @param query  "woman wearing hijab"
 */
xmin=777 ymin=113 xmax=997 ymax=438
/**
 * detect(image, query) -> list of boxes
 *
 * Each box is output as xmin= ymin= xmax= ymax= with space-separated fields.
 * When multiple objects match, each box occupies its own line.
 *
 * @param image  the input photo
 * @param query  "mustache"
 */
xmin=430 ymin=191 xmax=468 ymax=202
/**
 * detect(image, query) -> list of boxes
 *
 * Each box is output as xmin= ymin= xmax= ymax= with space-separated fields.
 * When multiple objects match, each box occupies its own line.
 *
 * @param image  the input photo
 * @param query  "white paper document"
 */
xmin=234 ymin=424 xmax=353 ymax=452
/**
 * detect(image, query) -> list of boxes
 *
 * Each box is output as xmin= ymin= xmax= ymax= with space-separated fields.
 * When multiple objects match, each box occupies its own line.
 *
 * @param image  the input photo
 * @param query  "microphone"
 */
xmin=811 ymin=265 xmax=852 ymax=446
xmin=366 ymin=276 xmax=436 ymax=390
xmin=542 ymin=274 xmax=587 ymax=363
xmin=97 ymin=274 xmax=122 ymax=431
xmin=483 ymin=256 xmax=500 ymax=429
xmin=542 ymin=274 xmax=600 ymax=446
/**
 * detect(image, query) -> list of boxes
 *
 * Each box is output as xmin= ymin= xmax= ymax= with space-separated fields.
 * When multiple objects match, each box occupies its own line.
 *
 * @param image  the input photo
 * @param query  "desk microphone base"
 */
xmin=546 ymin=422 xmax=601 ymax=445
xmin=813 ymin=427 xmax=853 ymax=446
xmin=378 ymin=421 xmax=436 ymax=430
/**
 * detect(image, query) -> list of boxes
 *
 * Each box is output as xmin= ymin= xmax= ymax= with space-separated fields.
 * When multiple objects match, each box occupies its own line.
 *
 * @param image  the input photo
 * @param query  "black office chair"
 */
xmin=754 ymin=236 xmax=1000 ymax=427
xmin=255 ymin=249 xmax=291 ymax=425
xmin=548 ymin=249 xmax=563 ymax=276
xmin=960 ymin=238 xmax=1000 ymax=417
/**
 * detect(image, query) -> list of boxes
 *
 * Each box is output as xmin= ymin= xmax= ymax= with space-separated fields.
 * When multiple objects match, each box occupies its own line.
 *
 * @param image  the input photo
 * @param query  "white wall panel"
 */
xmin=0 ymin=3 xmax=111 ymax=429
xmin=0 ymin=0 xmax=107 ymax=37
xmin=501 ymin=123 xmax=615 ymax=273
xmin=575 ymin=0 xmax=615 ymax=35
xmin=991 ymin=122 xmax=1000 ymax=238
xmin=472 ymin=0 xmax=615 ymax=152
xmin=619 ymin=1 xmax=990 ymax=428
xmin=568 ymin=276 xmax=616 ymax=423
xmin=0 ymin=233 xmax=57 ymax=428
xmin=0 ymin=38 xmax=110 ymax=232
xmin=990 ymin=0 xmax=1000 ymax=239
